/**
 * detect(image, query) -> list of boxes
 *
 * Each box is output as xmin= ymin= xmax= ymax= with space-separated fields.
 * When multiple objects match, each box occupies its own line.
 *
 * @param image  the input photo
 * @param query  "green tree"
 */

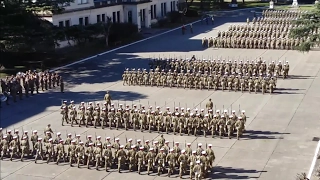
xmin=0 ymin=0 xmax=74 ymax=53
xmin=290 ymin=3 xmax=320 ymax=52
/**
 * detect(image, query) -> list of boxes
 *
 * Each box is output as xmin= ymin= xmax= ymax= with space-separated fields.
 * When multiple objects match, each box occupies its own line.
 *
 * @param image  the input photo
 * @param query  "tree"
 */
xmin=0 ymin=0 xmax=74 ymax=53
xmin=290 ymin=3 xmax=320 ymax=52
xmin=99 ymin=16 xmax=113 ymax=47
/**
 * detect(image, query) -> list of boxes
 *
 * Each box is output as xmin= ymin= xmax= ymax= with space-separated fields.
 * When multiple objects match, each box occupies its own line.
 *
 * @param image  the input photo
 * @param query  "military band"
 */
xmin=0 ymin=128 xmax=215 ymax=179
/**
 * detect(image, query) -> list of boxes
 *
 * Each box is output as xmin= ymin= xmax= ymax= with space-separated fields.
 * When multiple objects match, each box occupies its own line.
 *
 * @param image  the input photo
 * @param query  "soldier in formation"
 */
xmin=58 ymin=100 xmax=247 ymax=139
xmin=0 ymin=128 xmax=216 ymax=178
xmin=122 ymin=57 xmax=290 ymax=94
xmin=204 ymin=10 xmax=317 ymax=50
xmin=0 ymin=70 xmax=62 ymax=106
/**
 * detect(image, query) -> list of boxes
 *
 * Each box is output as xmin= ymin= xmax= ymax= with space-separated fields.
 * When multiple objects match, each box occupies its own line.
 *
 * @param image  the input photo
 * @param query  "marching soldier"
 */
xmin=104 ymin=144 xmax=113 ymax=172
xmin=20 ymin=136 xmax=29 ymax=161
xmin=166 ymin=149 xmax=176 ymax=177
xmin=206 ymin=144 xmax=215 ymax=168
xmin=193 ymin=160 xmax=202 ymax=180
xmin=68 ymin=140 xmax=78 ymax=167
xmin=56 ymin=139 xmax=66 ymax=164
xmin=116 ymin=145 xmax=127 ymax=172
xmin=94 ymin=143 xmax=103 ymax=170
xmin=34 ymin=138 xmax=44 ymax=163
xmin=188 ymin=151 xmax=197 ymax=179
xmin=155 ymin=148 xmax=166 ymax=176
xmin=178 ymin=149 xmax=188 ymax=178
xmin=85 ymin=135 xmax=93 ymax=147
xmin=104 ymin=91 xmax=112 ymax=107
xmin=146 ymin=147 xmax=156 ymax=175
xmin=86 ymin=143 xmax=95 ymax=169
xmin=30 ymin=130 xmax=38 ymax=154
xmin=45 ymin=138 xmax=55 ymax=164
xmin=9 ymin=136 xmax=19 ymax=161
xmin=136 ymin=147 xmax=145 ymax=174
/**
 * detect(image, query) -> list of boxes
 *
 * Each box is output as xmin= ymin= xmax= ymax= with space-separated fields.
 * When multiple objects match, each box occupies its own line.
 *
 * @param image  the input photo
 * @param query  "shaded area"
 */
xmin=242 ymin=130 xmax=290 ymax=140
xmin=211 ymin=166 xmax=266 ymax=179
xmin=0 ymin=90 xmax=147 ymax=128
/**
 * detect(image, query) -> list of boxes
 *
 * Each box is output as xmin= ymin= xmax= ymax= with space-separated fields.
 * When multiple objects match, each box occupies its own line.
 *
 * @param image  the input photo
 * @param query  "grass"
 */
xmin=0 ymin=34 xmax=143 ymax=78
xmin=274 ymin=4 xmax=316 ymax=10
xmin=190 ymin=0 xmax=270 ymax=12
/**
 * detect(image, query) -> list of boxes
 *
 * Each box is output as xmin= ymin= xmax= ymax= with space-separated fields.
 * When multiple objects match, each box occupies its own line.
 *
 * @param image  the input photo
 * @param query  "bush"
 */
xmin=109 ymin=23 xmax=138 ymax=42
xmin=185 ymin=9 xmax=199 ymax=17
xmin=157 ymin=18 xmax=169 ymax=27
xmin=167 ymin=11 xmax=181 ymax=23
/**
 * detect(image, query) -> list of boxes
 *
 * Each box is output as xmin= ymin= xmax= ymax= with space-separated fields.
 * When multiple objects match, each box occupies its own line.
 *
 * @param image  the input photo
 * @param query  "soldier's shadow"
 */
xmin=210 ymin=166 xmax=266 ymax=179
xmin=241 ymin=130 xmax=290 ymax=140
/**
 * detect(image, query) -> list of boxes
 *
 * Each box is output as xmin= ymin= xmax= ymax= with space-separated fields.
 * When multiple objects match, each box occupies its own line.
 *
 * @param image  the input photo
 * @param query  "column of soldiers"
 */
xmin=202 ymin=10 xmax=313 ymax=50
xmin=60 ymin=99 xmax=247 ymax=139
xmin=122 ymin=58 xmax=291 ymax=94
xmin=0 ymin=70 xmax=64 ymax=107
xmin=0 ymin=127 xmax=216 ymax=179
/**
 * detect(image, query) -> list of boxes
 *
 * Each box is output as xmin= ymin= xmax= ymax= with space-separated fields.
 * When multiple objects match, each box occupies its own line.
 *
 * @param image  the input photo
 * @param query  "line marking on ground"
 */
xmin=308 ymin=140 xmax=320 ymax=179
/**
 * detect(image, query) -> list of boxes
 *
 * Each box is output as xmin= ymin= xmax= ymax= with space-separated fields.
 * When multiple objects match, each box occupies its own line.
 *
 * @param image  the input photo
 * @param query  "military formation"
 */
xmin=122 ymin=57 xmax=291 ymax=94
xmin=0 ymin=70 xmax=64 ymax=107
xmin=0 ymin=126 xmax=215 ymax=179
xmin=60 ymin=97 xmax=247 ymax=139
xmin=202 ymin=10 xmax=311 ymax=50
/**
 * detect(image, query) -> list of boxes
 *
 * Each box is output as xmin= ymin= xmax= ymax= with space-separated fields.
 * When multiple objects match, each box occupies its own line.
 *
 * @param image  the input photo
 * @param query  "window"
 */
xmin=161 ymin=3 xmax=164 ymax=17
xmin=84 ymin=17 xmax=89 ymax=25
xmin=151 ymin=5 xmax=156 ymax=19
xmin=78 ymin=0 xmax=88 ymax=4
xmin=128 ymin=11 xmax=132 ymax=23
xmin=161 ymin=3 xmax=166 ymax=17
xmin=102 ymin=14 xmax=105 ymax=22
xmin=172 ymin=1 xmax=176 ymax=11
xmin=117 ymin=11 xmax=120 ymax=23
xmin=153 ymin=5 xmax=156 ymax=19
xmin=112 ymin=12 xmax=116 ymax=23
xmin=97 ymin=15 xmax=101 ymax=23
xmin=58 ymin=21 xmax=63 ymax=27
xmin=65 ymin=20 xmax=70 ymax=27
xmin=79 ymin=17 xmax=83 ymax=25
xmin=171 ymin=1 xmax=173 ymax=12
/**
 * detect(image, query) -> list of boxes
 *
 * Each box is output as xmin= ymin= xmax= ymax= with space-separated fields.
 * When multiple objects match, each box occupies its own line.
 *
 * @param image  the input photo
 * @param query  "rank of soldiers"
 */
xmin=60 ymin=99 xmax=247 ymax=139
xmin=0 ymin=127 xmax=216 ymax=179
xmin=262 ymin=9 xmax=306 ymax=18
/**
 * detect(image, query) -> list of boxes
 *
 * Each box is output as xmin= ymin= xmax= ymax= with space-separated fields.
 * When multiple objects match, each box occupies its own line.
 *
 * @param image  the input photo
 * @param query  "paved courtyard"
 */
xmin=1 ymin=9 xmax=320 ymax=180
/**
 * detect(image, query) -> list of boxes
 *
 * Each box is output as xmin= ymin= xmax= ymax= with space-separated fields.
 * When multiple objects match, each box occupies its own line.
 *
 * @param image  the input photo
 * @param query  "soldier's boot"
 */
xmin=61 ymin=117 xmax=64 ymax=126
xmin=166 ymin=127 xmax=169 ymax=134
xmin=20 ymin=154 xmax=24 ymax=161
xmin=190 ymin=170 xmax=193 ymax=179
xmin=194 ymin=129 xmax=197 ymax=136
xmin=204 ymin=130 xmax=206 ymax=138
xmin=10 ymin=153 xmax=13 ymax=161
xmin=180 ymin=128 xmax=183 ymax=136
xmin=96 ymin=161 xmax=99 ymax=170
xmin=173 ymin=128 xmax=176 ymax=135
xmin=228 ymin=131 xmax=231 ymax=139
xmin=211 ymin=130 xmax=215 ymax=138
xmin=138 ymin=164 xmax=141 ymax=174
xmin=219 ymin=131 xmax=223 ymax=139
xmin=47 ymin=155 xmax=51 ymax=164
xmin=149 ymin=124 xmax=152 ymax=133
xmin=158 ymin=167 xmax=161 ymax=176
xmin=70 ymin=158 xmax=73 ymax=167
xmin=118 ymin=164 xmax=121 ymax=173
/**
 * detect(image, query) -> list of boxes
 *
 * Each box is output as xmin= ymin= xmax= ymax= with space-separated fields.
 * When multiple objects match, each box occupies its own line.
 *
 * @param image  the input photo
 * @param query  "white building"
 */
xmin=42 ymin=0 xmax=181 ymax=29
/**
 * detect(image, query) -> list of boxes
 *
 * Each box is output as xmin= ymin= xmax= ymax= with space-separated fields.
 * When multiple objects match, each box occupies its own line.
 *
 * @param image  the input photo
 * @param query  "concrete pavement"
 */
xmin=1 ymin=10 xmax=320 ymax=180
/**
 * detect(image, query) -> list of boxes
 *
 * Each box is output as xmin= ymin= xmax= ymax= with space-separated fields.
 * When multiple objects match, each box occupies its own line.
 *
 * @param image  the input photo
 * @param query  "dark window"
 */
xmin=113 ymin=12 xmax=116 ymax=23
xmin=97 ymin=14 xmax=101 ymax=22
xmin=154 ymin=5 xmax=156 ymax=18
xmin=65 ymin=20 xmax=70 ymax=27
xmin=84 ymin=17 xmax=89 ymax=25
xmin=79 ymin=17 xmax=83 ymax=25
xmin=58 ymin=21 xmax=63 ymax=27
xmin=117 ymin=11 xmax=120 ymax=23
xmin=102 ymin=14 xmax=105 ymax=22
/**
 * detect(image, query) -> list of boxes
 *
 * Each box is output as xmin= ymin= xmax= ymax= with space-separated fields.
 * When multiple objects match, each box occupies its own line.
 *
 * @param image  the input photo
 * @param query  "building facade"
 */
xmin=43 ymin=0 xmax=181 ymax=29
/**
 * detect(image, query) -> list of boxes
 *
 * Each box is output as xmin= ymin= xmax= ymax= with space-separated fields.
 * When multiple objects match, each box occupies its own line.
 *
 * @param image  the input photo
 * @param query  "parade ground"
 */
xmin=1 ymin=9 xmax=320 ymax=180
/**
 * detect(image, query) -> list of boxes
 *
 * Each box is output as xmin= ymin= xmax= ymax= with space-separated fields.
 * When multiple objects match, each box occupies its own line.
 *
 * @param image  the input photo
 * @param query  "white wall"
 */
xmin=64 ymin=0 xmax=95 ymax=11
xmin=52 ymin=5 xmax=123 ymax=27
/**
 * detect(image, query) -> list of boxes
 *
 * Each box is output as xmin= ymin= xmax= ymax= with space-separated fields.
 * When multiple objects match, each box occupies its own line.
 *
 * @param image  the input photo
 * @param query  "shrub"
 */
xmin=157 ymin=18 xmax=169 ymax=27
xmin=167 ymin=11 xmax=181 ymax=23
xmin=109 ymin=23 xmax=138 ymax=42
xmin=185 ymin=9 xmax=199 ymax=17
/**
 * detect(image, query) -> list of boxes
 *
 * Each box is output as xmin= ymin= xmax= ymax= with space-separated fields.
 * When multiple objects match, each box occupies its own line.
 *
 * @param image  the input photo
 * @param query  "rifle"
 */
xmin=95 ymin=132 xmax=97 ymax=140
xmin=143 ymin=136 xmax=145 ymax=144
xmin=113 ymin=133 xmax=115 ymax=143
xmin=185 ymin=140 xmax=186 ymax=148
xmin=125 ymin=135 xmax=127 ymax=143
xmin=173 ymin=138 xmax=174 ymax=147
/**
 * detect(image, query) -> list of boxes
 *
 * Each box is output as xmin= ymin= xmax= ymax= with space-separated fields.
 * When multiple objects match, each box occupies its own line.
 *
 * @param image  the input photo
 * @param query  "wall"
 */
xmin=52 ymin=5 xmax=123 ymax=26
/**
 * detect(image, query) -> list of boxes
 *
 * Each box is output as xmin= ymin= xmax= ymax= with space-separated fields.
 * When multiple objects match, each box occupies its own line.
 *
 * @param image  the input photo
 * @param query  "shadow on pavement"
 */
xmin=0 ymin=90 xmax=147 ymax=128
xmin=211 ymin=166 xmax=266 ymax=179
xmin=242 ymin=130 xmax=290 ymax=140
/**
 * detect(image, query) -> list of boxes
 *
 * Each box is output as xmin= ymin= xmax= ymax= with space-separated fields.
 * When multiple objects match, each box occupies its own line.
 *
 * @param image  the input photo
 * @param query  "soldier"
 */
xmin=9 ymin=136 xmax=19 ymax=161
xmin=54 ymin=132 xmax=62 ymax=144
xmin=85 ymin=135 xmax=93 ymax=147
xmin=21 ymin=131 xmax=29 ymax=150
xmin=116 ymin=145 xmax=127 ymax=172
xmin=20 ymin=136 xmax=29 ymax=161
xmin=155 ymin=148 xmax=166 ymax=176
xmin=144 ymin=140 xmax=150 ymax=152
xmin=178 ymin=149 xmax=188 ymax=178
xmin=104 ymin=144 xmax=113 ymax=172
xmin=125 ymin=138 xmax=133 ymax=150
xmin=1 ymin=135 xmax=9 ymax=160
xmin=56 ymin=139 xmax=66 ymax=164
xmin=75 ymin=134 xmax=81 ymax=145
xmin=206 ymin=98 xmax=213 ymax=110
xmin=112 ymin=138 xmax=120 ymax=156
xmin=146 ymin=147 xmax=156 ymax=175
xmin=104 ymin=91 xmax=112 ymax=107
xmin=206 ymin=144 xmax=215 ymax=168
xmin=68 ymin=140 xmax=78 ymax=167
xmin=196 ymin=143 xmax=204 ymax=157
xmin=30 ymin=130 xmax=38 ymax=154
xmin=193 ymin=160 xmax=202 ymax=180
xmin=100 ymin=108 xmax=108 ymax=129
xmin=158 ymin=134 xmax=165 ymax=147
xmin=95 ymin=136 xmax=102 ymax=147
xmin=65 ymin=133 xmax=73 ymax=145
xmin=127 ymin=145 xmax=136 ymax=171
xmin=70 ymin=107 xmax=78 ymax=127
xmin=103 ymin=137 xmax=112 ymax=149
xmin=94 ymin=143 xmax=103 ymax=170
xmin=185 ymin=143 xmax=192 ymax=157
xmin=188 ymin=151 xmax=197 ymax=179
xmin=45 ymin=138 xmax=55 ymax=164
xmin=166 ymin=149 xmax=176 ymax=177
xmin=235 ymin=117 xmax=245 ymax=140
xmin=44 ymin=124 xmax=53 ymax=135
xmin=34 ymin=138 xmax=44 ymax=163
xmin=86 ymin=143 xmax=95 ymax=169
xmin=136 ymin=147 xmax=146 ymax=174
